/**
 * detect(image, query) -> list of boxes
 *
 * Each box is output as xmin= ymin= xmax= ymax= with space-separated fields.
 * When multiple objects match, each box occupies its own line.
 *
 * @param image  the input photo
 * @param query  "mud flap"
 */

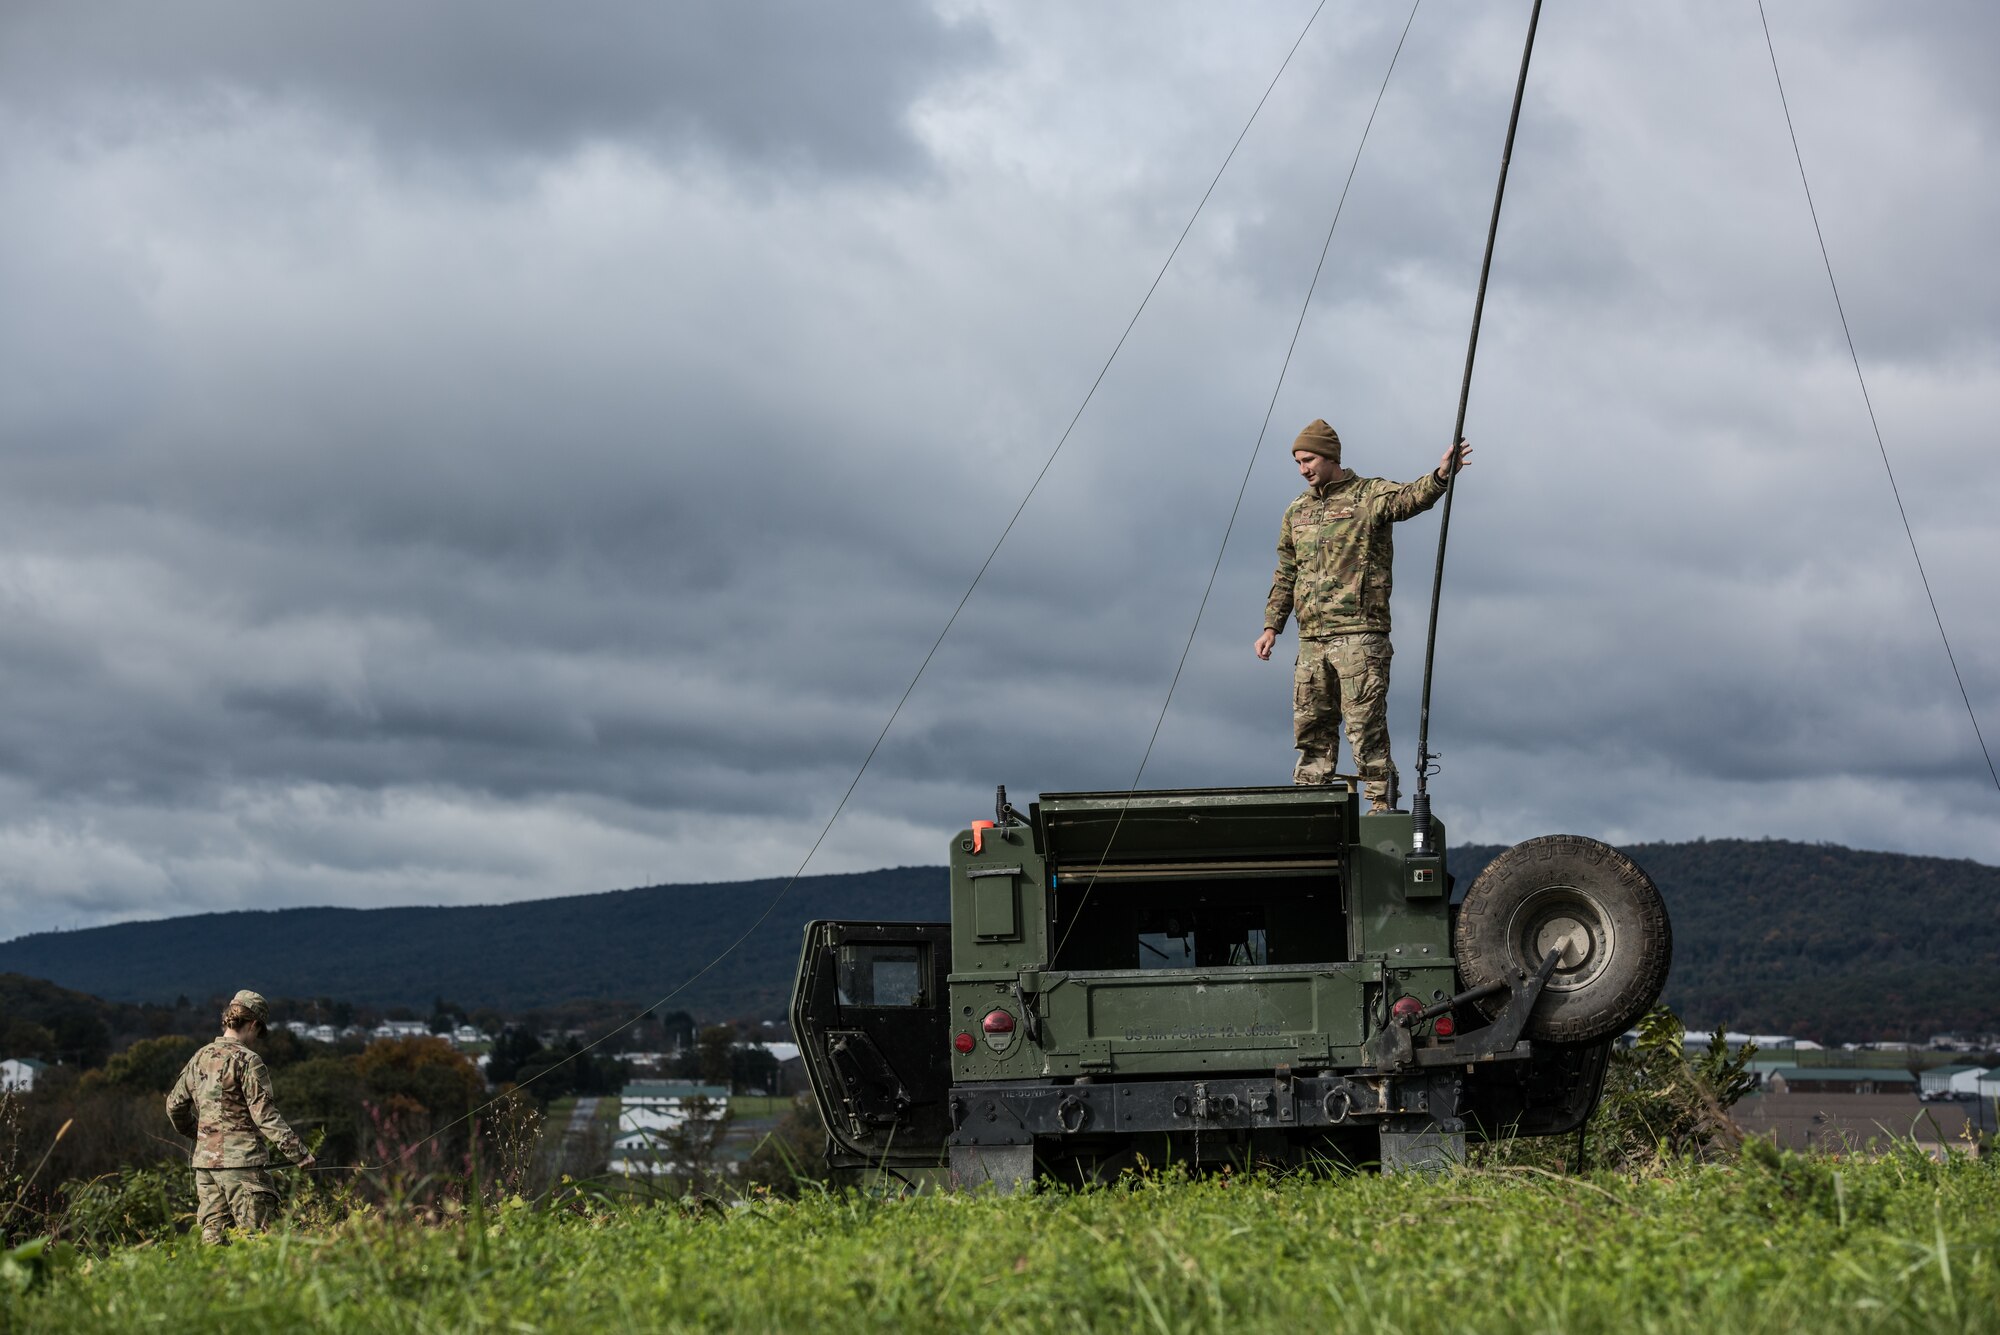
xmin=949 ymin=1143 xmax=1034 ymax=1194
xmin=1379 ymin=1121 xmax=1466 ymax=1175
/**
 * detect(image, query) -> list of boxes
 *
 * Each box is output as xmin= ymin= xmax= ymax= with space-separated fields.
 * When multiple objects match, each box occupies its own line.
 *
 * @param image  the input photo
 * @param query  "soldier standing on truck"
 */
xmin=166 ymin=989 xmax=314 ymax=1243
xmin=1254 ymin=420 xmax=1472 ymax=812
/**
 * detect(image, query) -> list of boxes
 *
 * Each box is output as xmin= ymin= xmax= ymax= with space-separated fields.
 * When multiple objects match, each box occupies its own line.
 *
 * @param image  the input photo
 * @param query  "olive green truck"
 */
xmin=792 ymin=784 xmax=1670 ymax=1183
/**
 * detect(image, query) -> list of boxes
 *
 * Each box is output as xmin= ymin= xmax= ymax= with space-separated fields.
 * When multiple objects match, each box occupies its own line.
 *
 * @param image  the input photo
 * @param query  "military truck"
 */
xmin=792 ymin=783 xmax=1670 ymax=1184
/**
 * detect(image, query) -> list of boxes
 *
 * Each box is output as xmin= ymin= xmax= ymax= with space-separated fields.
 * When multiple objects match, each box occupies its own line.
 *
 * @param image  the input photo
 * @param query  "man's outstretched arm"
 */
xmin=1381 ymin=439 xmax=1474 ymax=521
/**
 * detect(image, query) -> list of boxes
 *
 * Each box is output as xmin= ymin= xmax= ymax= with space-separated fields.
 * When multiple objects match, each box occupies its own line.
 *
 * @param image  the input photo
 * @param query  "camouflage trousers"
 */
xmin=1292 ymin=632 xmax=1398 ymax=808
xmin=194 ymin=1166 xmax=278 ymax=1244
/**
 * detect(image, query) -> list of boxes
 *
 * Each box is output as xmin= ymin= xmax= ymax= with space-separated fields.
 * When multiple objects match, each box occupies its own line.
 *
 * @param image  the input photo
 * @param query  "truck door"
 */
xmin=791 ymin=919 xmax=953 ymax=1170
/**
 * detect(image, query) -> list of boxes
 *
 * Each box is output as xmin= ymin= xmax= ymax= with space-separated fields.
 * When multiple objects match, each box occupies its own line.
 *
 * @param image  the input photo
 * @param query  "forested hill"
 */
xmin=1449 ymin=840 xmax=2000 ymax=1040
xmin=0 ymin=866 xmax=945 ymax=1023
xmin=1 ymin=840 xmax=1995 ymax=1040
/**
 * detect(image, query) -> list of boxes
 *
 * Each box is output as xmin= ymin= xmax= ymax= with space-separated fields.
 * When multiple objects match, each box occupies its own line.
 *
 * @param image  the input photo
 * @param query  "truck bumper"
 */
xmin=948 ymin=1068 xmax=1467 ymax=1147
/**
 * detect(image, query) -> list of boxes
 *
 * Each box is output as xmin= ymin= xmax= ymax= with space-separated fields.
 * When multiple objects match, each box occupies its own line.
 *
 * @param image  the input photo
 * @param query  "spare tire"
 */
xmin=1454 ymin=835 xmax=1671 ymax=1045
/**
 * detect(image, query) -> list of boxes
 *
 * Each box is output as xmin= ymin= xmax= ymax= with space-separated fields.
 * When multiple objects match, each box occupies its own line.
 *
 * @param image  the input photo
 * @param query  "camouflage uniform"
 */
xmin=166 ymin=1035 xmax=306 ymax=1244
xmin=1264 ymin=465 xmax=1447 ymax=807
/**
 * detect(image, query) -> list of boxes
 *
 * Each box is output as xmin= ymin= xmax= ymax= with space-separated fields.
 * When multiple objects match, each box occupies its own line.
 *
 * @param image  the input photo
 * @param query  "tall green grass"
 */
xmin=4 ymin=1146 xmax=1996 ymax=1333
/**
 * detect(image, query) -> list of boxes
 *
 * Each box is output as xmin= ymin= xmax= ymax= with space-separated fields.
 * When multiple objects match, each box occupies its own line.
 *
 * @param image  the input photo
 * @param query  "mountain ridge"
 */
xmin=3 ymin=838 xmax=1995 ymax=1040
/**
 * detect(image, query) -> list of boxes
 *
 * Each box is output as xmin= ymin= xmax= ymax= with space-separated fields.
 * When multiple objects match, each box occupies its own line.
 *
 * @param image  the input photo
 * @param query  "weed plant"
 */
xmin=4 ymin=1143 xmax=1997 ymax=1333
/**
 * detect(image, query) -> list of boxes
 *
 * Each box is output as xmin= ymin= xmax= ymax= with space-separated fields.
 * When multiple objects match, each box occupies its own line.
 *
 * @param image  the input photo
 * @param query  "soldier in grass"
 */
xmin=1255 ymin=420 xmax=1471 ymax=812
xmin=166 ymin=989 xmax=314 ymax=1243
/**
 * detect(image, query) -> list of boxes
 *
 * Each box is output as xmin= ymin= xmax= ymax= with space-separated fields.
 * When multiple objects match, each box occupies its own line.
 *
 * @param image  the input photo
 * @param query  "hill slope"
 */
xmin=0 ymin=866 xmax=946 ymax=1021
xmin=2 ymin=840 xmax=1995 ymax=1038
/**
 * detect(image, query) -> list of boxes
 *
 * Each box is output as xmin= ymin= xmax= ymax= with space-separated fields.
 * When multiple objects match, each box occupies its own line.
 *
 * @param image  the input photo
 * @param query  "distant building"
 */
xmin=751 ymin=1041 xmax=805 ymax=1095
xmin=1681 ymin=1031 xmax=1792 ymax=1053
xmin=370 ymin=1020 xmax=431 ymax=1041
xmin=1948 ymin=1067 xmax=1993 ymax=1099
xmin=619 ymin=1081 xmax=731 ymax=1134
xmin=447 ymin=1024 xmax=489 ymax=1047
xmin=1920 ymin=1065 xmax=1980 ymax=1098
xmin=1 ymin=1057 xmax=50 ymax=1093
xmin=1928 ymin=1033 xmax=1984 ymax=1053
xmin=610 ymin=1081 xmax=731 ymax=1176
xmin=1765 ymin=1068 xmax=1918 ymax=1096
xmin=282 ymin=1021 xmax=340 ymax=1044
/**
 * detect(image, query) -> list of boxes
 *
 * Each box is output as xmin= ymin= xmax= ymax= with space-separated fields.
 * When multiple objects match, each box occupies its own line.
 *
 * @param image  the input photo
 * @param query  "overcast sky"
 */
xmin=2 ymin=0 xmax=1994 ymax=939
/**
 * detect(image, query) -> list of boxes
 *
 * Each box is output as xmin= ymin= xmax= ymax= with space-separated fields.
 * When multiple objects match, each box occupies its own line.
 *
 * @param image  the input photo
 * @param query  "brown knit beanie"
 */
xmin=1291 ymin=419 xmax=1341 ymax=462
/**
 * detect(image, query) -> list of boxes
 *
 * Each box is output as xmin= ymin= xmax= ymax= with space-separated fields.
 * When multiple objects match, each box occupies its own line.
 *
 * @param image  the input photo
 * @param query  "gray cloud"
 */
xmin=0 ymin=0 xmax=992 ymax=176
xmin=0 ymin=0 xmax=1994 ymax=942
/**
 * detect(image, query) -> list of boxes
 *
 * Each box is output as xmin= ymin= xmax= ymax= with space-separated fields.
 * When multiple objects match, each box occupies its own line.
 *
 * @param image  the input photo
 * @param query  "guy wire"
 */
xmin=1757 ymin=0 xmax=1998 ymax=796
xmin=356 ymin=0 xmax=1338 ymax=1167
xmin=1054 ymin=0 xmax=1425 ymax=965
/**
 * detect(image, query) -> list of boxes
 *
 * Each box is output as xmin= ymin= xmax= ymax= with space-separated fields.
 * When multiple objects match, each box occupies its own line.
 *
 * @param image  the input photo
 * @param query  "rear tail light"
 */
xmin=982 ymin=1009 xmax=1017 ymax=1052
xmin=1434 ymin=1013 xmax=1456 ymax=1038
xmin=1390 ymin=995 xmax=1423 ymax=1023
xmin=953 ymin=1032 xmax=975 ymax=1054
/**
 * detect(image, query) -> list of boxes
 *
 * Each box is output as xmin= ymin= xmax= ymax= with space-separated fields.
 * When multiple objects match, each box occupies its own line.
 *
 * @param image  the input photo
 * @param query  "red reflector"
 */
xmin=982 ymin=1009 xmax=1016 ymax=1034
xmin=953 ymin=1032 xmax=975 ymax=1054
xmin=1434 ymin=1014 xmax=1456 ymax=1038
xmin=1391 ymin=995 xmax=1423 ymax=1022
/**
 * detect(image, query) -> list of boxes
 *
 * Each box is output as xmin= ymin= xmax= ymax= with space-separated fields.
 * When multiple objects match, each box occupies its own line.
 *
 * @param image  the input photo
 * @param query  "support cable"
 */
xmin=1055 ymin=0 xmax=1426 ymax=964
xmin=352 ymin=1 xmax=1338 ymax=1166
xmin=1756 ymin=0 xmax=1998 ymax=795
xmin=1410 ymin=0 xmax=1543 ymax=854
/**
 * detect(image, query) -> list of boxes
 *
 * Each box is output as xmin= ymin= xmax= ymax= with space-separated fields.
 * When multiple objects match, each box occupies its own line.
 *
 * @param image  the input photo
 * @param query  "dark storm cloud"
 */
xmin=0 ymin=0 xmax=991 ymax=174
xmin=0 ymin=1 xmax=1994 ymax=941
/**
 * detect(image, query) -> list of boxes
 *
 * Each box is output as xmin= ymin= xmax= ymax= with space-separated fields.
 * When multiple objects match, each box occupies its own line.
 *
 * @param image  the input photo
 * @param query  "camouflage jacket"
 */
xmin=1263 ymin=467 xmax=1448 ymax=639
xmin=165 ymin=1037 xmax=306 ymax=1168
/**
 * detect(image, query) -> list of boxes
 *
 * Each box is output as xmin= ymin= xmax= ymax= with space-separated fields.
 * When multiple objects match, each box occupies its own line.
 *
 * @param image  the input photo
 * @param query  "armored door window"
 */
xmin=836 ymin=943 xmax=926 ymax=1006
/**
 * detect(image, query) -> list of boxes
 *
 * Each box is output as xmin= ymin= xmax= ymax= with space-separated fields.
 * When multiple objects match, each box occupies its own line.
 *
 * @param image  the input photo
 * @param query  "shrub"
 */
xmin=55 ymin=1166 xmax=193 ymax=1249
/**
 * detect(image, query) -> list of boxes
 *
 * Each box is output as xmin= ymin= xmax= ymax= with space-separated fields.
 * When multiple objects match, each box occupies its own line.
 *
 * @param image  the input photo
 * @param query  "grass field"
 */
xmin=4 ymin=1145 xmax=1996 ymax=1333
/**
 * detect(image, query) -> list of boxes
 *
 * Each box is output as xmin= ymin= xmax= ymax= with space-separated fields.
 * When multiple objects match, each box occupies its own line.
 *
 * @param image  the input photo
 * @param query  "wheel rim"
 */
xmin=1504 ymin=883 xmax=1614 ymax=995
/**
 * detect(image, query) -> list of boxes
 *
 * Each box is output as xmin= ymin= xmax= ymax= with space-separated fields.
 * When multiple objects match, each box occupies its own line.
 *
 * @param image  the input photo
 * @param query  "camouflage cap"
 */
xmin=1291 ymin=419 xmax=1341 ymax=461
xmin=230 ymin=989 xmax=270 ymax=1021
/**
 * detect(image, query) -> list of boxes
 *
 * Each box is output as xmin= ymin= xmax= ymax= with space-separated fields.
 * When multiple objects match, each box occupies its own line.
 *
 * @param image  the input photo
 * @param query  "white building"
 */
xmin=447 ymin=1024 xmax=489 ymax=1047
xmin=371 ymin=1020 xmax=432 ymax=1040
xmin=1920 ymin=1065 xmax=1979 ymax=1098
xmin=282 ymin=1021 xmax=341 ymax=1044
xmin=1 ymin=1057 xmax=50 ymax=1093
xmin=619 ymin=1081 xmax=730 ymax=1135
xmin=1976 ymin=1069 xmax=2000 ymax=1102
xmin=609 ymin=1081 xmax=731 ymax=1176
xmin=1947 ymin=1067 xmax=1991 ymax=1098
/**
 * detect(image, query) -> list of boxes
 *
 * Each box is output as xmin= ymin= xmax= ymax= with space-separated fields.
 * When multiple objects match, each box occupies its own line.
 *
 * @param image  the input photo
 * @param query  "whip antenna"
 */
xmin=1410 ymin=0 xmax=1542 ymax=853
